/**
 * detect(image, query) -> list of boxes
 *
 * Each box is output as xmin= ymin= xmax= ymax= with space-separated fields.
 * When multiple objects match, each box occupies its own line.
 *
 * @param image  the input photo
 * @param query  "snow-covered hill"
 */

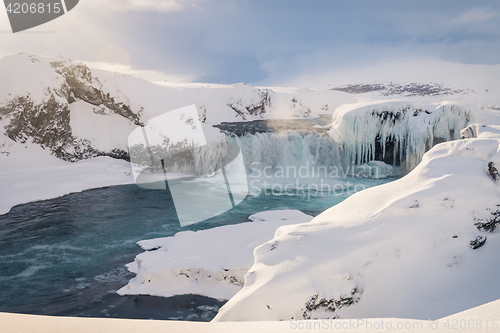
xmin=0 ymin=53 xmax=356 ymax=162
xmin=212 ymin=124 xmax=500 ymax=321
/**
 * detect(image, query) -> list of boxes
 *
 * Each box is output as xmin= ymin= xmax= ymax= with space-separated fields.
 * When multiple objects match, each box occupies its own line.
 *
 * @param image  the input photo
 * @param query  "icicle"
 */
xmin=334 ymin=103 xmax=471 ymax=173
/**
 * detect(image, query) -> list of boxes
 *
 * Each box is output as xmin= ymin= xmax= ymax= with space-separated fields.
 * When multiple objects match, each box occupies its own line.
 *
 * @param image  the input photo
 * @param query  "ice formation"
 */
xmin=330 ymin=101 xmax=474 ymax=171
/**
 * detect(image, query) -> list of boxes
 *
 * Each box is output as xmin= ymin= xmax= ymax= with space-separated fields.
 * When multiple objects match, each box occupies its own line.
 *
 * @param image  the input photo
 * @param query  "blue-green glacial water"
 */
xmin=0 ymin=176 xmax=396 ymax=321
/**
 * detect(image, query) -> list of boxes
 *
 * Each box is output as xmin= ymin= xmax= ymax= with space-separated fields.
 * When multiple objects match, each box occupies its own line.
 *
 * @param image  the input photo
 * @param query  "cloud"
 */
xmin=449 ymin=7 xmax=497 ymax=25
xmin=82 ymin=61 xmax=196 ymax=83
xmin=1 ymin=0 xmax=500 ymax=85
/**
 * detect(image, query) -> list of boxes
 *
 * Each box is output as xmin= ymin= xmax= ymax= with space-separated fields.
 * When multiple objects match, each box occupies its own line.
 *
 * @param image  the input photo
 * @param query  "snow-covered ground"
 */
xmin=0 ymin=139 xmax=134 ymax=215
xmin=3 ymin=298 xmax=500 ymax=333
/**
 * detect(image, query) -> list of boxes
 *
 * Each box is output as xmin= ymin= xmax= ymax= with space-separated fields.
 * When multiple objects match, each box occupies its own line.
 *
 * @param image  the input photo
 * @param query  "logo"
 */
xmin=128 ymin=105 xmax=248 ymax=227
xmin=3 ymin=0 xmax=79 ymax=33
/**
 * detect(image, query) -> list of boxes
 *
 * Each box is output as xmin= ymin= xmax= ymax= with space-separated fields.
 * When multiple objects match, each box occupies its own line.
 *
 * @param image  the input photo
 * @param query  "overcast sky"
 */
xmin=1 ymin=0 xmax=499 ymax=84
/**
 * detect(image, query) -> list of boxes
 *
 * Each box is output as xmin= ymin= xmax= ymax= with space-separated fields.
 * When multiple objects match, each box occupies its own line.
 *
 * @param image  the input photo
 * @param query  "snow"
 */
xmin=2 ymin=298 xmax=500 ymax=333
xmin=354 ymin=160 xmax=394 ymax=179
xmin=213 ymin=125 xmax=500 ymax=321
xmin=0 ymin=138 xmax=134 ymax=215
xmin=69 ymin=100 xmax=137 ymax=153
xmin=117 ymin=210 xmax=313 ymax=300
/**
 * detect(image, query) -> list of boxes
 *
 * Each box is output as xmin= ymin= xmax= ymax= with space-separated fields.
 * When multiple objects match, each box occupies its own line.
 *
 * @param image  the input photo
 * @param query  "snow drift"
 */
xmin=118 ymin=210 xmax=313 ymax=300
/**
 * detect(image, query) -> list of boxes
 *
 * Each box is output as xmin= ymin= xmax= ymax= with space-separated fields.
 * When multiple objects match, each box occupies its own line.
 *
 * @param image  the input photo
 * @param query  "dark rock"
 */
xmin=2 ymin=60 xmax=141 ymax=162
xmin=302 ymin=287 xmax=362 ymax=320
xmin=488 ymin=162 xmax=499 ymax=181
xmin=470 ymin=236 xmax=487 ymax=249
xmin=475 ymin=205 xmax=500 ymax=232
xmin=330 ymin=83 xmax=471 ymax=97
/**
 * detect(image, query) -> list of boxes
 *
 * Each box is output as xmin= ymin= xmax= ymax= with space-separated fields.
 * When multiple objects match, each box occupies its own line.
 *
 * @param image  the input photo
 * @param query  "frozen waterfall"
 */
xmin=330 ymin=103 xmax=473 ymax=171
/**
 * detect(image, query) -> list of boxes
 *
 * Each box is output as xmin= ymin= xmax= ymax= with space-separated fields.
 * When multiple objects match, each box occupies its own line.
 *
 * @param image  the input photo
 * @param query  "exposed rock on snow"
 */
xmin=470 ymin=236 xmax=487 ymax=249
xmin=474 ymin=205 xmax=500 ymax=232
xmin=1 ymin=54 xmax=141 ymax=161
xmin=330 ymin=82 xmax=472 ymax=97
xmin=227 ymin=88 xmax=272 ymax=120
xmin=487 ymin=162 xmax=499 ymax=181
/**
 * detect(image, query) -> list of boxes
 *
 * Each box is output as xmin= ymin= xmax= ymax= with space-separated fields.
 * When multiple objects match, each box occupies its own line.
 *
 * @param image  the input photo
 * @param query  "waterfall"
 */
xmin=131 ymin=103 xmax=472 ymax=184
xmin=229 ymin=132 xmax=342 ymax=175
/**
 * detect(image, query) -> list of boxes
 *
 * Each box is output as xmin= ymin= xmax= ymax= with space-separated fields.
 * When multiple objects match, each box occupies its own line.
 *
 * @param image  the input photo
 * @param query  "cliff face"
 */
xmin=0 ymin=54 xmax=142 ymax=161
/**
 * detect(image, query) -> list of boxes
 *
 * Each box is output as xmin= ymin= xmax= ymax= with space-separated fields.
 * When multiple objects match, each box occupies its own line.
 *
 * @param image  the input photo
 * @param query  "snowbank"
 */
xmin=118 ymin=210 xmax=313 ymax=300
xmin=0 ymin=139 xmax=133 ymax=215
xmin=3 ymin=298 xmax=500 ymax=333
xmin=214 ymin=125 xmax=500 ymax=321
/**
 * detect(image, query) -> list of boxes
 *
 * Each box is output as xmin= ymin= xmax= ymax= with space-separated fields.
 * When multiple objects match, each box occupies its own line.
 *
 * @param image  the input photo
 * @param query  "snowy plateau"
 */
xmin=1 ymin=53 xmax=500 ymax=323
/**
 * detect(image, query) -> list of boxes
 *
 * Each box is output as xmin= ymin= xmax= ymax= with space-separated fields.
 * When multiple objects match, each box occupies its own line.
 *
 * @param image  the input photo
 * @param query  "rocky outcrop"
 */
xmin=1 ymin=58 xmax=143 ymax=161
xmin=227 ymin=89 xmax=272 ymax=120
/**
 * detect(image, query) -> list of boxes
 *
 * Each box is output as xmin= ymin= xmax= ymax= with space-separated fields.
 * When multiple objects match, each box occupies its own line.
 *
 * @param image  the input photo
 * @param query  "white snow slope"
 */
xmin=213 ymin=124 xmax=500 ymax=321
xmin=117 ymin=210 xmax=312 ymax=300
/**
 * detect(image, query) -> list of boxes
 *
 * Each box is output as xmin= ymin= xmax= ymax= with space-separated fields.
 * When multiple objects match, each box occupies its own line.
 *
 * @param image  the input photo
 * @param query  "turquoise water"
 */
xmin=0 ymin=177 xmax=396 ymax=320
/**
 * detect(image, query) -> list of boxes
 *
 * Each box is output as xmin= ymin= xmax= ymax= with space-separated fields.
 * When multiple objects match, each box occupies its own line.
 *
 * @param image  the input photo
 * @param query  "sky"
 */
xmin=0 ymin=0 xmax=499 ymax=85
